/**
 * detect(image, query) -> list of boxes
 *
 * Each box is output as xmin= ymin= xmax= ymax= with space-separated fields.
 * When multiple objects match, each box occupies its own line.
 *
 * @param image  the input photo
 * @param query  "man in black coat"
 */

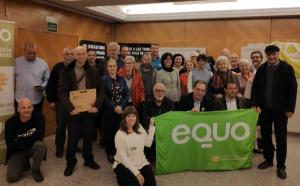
xmin=178 ymin=80 xmax=213 ymax=112
xmin=251 ymin=45 xmax=298 ymax=179
xmin=214 ymin=81 xmax=249 ymax=111
xmin=46 ymin=47 xmax=74 ymax=158
xmin=58 ymin=46 xmax=104 ymax=177
xmin=5 ymin=98 xmax=46 ymax=183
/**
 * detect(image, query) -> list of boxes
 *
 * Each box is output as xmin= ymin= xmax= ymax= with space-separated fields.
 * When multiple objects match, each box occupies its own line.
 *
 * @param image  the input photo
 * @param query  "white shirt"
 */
xmin=113 ymin=125 xmax=155 ymax=176
xmin=15 ymin=56 xmax=49 ymax=104
xmin=225 ymin=97 xmax=238 ymax=111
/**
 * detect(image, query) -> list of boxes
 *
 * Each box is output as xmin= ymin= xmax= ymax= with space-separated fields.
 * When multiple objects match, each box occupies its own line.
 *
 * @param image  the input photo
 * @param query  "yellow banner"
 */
xmin=273 ymin=42 xmax=300 ymax=77
xmin=0 ymin=20 xmax=15 ymax=164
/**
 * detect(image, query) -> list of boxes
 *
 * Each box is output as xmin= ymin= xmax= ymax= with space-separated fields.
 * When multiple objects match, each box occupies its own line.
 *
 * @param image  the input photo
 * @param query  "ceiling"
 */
xmin=32 ymin=0 xmax=300 ymax=22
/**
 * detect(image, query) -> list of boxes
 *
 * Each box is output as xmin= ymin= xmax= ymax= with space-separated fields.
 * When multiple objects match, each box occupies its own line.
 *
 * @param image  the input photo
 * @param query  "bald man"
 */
xmin=5 ymin=98 xmax=46 ymax=183
xmin=14 ymin=42 xmax=49 ymax=113
xmin=58 ymin=46 xmax=104 ymax=176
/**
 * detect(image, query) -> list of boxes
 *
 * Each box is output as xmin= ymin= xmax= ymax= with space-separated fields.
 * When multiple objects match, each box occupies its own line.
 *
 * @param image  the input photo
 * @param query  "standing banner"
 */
xmin=155 ymin=109 xmax=259 ymax=175
xmin=79 ymin=40 xmax=106 ymax=60
xmin=119 ymin=43 xmax=151 ymax=62
xmin=272 ymin=42 xmax=300 ymax=77
xmin=0 ymin=20 xmax=15 ymax=164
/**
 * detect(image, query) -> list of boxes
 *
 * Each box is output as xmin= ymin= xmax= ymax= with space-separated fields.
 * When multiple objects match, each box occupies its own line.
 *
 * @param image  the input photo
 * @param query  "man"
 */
xmin=221 ymin=48 xmax=230 ymax=59
xmin=15 ymin=42 xmax=50 ymax=113
xmin=214 ymin=81 xmax=249 ymax=111
xmin=58 ymin=46 xmax=104 ymax=177
xmin=46 ymin=47 xmax=74 ymax=158
xmin=142 ymin=83 xmax=175 ymax=161
xmin=150 ymin=43 xmax=162 ymax=70
xmin=230 ymin=53 xmax=241 ymax=73
xmin=178 ymin=80 xmax=213 ymax=112
xmin=140 ymin=52 xmax=157 ymax=100
xmin=87 ymin=49 xmax=97 ymax=68
xmin=5 ymin=98 xmax=46 ymax=183
xmin=120 ymin=45 xmax=129 ymax=61
xmin=251 ymin=45 xmax=297 ymax=179
xmin=251 ymin=50 xmax=264 ymax=74
xmin=100 ymin=42 xmax=124 ymax=72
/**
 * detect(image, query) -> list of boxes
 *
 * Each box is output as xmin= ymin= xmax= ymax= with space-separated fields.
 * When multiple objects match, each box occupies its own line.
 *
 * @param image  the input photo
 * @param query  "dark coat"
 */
xmin=57 ymin=60 xmax=104 ymax=114
xmin=142 ymin=97 xmax=175 ymax=130
xmin=46 ymin=62 xmax=65 ymax=103
xmin=177 ymin=93 xmax=214 ymax=112
xmin=251 ymin=60 xmax=297 ymax=112
xmin=213 ymin=97 xmax=250 ymax=111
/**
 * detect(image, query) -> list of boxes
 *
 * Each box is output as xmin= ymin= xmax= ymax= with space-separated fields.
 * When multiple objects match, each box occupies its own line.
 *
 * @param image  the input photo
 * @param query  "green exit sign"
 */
xmin=47 ymin=22 xmax=57 ymax=32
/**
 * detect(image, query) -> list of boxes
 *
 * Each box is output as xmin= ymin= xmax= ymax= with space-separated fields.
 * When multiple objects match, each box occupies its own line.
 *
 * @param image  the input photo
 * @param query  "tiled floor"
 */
xmin=0 ymin=134 xmax=299 ymax=186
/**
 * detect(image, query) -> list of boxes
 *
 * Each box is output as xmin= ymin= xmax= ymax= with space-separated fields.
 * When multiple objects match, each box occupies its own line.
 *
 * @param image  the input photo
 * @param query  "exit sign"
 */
xmin=46 ymin=16 xmax=58 ymax=32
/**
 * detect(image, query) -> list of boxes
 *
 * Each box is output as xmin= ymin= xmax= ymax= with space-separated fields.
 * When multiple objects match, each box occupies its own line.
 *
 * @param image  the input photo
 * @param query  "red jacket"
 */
xmin=118 ymin=68 xmax=145 ymax=106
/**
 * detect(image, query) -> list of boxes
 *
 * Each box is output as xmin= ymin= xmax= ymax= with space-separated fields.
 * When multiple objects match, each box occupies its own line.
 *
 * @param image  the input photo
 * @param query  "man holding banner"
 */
xmin=251 ymin=44 xmax=298 ymax=179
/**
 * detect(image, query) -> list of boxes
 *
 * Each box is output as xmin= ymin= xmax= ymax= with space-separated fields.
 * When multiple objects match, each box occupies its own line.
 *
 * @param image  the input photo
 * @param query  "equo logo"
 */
xmin=0 ymin=29 xmax=12 ymax=42
xmin=172 ymin=122 xmax=250 ymax=148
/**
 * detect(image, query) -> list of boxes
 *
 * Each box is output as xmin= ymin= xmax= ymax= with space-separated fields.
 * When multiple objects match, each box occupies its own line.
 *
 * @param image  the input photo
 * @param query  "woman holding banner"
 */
xmin=113 ymin=106 xmax=156 ymax=186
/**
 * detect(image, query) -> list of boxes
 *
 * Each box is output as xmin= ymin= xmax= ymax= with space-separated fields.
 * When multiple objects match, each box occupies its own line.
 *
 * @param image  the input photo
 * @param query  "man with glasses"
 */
xmin=250 ymin=50 xmax=264 ymax=74
xmin=178 ymin=80 xmax=213 ymax=112
xmin=142 ymin=83 xmax=175 ymax=162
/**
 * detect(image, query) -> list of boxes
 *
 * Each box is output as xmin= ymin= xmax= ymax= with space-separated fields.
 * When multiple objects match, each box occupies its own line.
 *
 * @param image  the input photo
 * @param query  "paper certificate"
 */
xmin=69 ymin=89 xmax=96 ymax=112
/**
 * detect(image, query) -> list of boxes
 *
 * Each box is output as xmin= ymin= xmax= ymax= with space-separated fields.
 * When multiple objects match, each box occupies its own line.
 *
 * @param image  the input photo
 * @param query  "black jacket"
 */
xmin=5 ymin=113 xmax=45 ymax=163
xmin=46 ymin=62 xmax=65 ymax=103
xmin=142 ymin=97 xmax=175 ymax=130
xmin=213 ymin=97 xmax=250 ymax=111
xmin=178 ymin=93 xmax=214 ymax=112
xmin=251 ymin=60 xmax=297 ymax=112
xmin=58 ymin=60 xmax=104 ymax=114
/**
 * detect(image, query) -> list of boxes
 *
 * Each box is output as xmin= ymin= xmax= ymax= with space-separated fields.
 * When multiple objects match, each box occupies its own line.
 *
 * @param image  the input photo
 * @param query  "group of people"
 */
xmin=4 ymin=41 xmax=297 ymax=185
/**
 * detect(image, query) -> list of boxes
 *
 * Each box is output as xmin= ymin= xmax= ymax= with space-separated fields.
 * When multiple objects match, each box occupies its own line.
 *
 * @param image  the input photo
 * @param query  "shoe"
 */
xmin=107 ymin=155 xmax=114 ymax=163
xmin=22 ymin=160 xmax=31 ymax=171
xmin=32 ymin=170 xmax=44 ymax=182
xmin=257 ymin=160 xmax=273 ymax=169
xmin=84 ymin=161 xmax=100 ymax=170
xmin=56 ymin=148 xmax=64 ymax=158
xmin=253 ymin=149 xmax=263 ymax=154
xmin=64 ymin=166 xmax=74 ymax=177
xmin=277 ymin=168 xmax=287 ymax=179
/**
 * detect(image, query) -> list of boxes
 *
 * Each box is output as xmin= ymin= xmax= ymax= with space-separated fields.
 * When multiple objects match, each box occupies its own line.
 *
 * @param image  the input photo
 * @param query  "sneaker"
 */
xmin=277 ymin=168 xmax=287 ymax=179
xmin=64 ymin=166 xmax=74 ymax=177
xmin=257 ymin=160 xmax=273 ymax=169
xmin=32 ymin=170 xmax=44 ymax=182
xmin=84 ymin=161 xmax=100 ymax=170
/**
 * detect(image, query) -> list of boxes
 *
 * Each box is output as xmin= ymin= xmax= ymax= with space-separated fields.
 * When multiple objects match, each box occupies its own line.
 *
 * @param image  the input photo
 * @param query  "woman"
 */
xmin=117 ymin=56 xmax=145 ymax=107
xmin=113 ymin=106 xmax=156 ymax=186
xmin=179 ymin=60 xmax=195 ymax=95
xmin=237 ymin=59 xmax=254 ymax=95
xmin=156 ymin=52 xmax=181 ymax=102
xmin=172 ymin=53 xmax=185 ymax=74
xmin=103 ymin=59 xmax=129 ymax=163
xmin=207 ymin=55 xmax=240 ymax=99
xmin=187 ymin=54 xmax=212 ymax=93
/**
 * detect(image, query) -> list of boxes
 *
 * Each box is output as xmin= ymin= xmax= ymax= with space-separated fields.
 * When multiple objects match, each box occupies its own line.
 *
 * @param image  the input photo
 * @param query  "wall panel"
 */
xmin=271 ymin=18 xmax=300 ymax=42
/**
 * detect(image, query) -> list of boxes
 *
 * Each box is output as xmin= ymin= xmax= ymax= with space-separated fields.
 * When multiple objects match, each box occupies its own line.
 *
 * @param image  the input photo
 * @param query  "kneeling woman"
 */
xmin=113 ymin=106 xmax=156 ymax=186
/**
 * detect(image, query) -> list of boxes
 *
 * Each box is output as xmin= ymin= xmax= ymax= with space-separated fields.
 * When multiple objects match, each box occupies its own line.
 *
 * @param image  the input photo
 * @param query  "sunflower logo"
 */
xmin=211 ymin=155 xmax=221 ymax=163
xmin=0 ymin=73 xmax=8 ymax=91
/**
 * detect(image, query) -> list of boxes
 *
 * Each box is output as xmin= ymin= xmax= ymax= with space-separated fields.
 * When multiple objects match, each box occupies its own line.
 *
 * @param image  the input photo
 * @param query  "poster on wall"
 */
xmin=119 ymin=43 xmax=151 ymax=62
xmin=272 ymin=42 xmax=300 ymax=78
xmin=0 ymin=20 xmax=15 ymax=164
xmin=79 ymin=40 xmax=106 ymax=59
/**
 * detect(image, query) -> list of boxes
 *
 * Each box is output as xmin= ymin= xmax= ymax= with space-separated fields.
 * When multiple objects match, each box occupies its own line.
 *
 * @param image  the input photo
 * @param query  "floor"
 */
xmin=0 ymin=134 xmax=299 ymax=186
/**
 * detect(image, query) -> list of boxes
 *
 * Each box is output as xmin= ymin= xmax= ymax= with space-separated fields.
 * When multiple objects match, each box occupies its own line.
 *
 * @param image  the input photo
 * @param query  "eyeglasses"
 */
xmin=154 ymin=89 xmax=165 ymax=92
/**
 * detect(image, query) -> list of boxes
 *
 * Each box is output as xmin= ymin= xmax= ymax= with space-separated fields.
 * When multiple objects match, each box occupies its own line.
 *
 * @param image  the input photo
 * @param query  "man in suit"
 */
xmin=214 ymin=81 xmax=249 ymax=111
xmin=178 ymin=80 xmax=213 ymax=112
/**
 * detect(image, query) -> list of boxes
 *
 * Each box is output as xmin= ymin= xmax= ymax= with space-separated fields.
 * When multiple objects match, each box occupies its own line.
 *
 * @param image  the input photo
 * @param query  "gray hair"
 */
xmin=215 ymin=55 xmax=230 ymax=71
xmin=108 ymin=42 xmax=120 ymax=51
xmin=124 ymin=56 xmax=136 ymax=63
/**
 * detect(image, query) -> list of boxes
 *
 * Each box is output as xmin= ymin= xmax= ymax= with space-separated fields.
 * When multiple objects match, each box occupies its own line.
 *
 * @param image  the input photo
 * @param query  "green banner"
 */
xmin=155 ymin=109 xmax=259 ymax=175
xmin=0 ymin=20 xmax=15 ymax=164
